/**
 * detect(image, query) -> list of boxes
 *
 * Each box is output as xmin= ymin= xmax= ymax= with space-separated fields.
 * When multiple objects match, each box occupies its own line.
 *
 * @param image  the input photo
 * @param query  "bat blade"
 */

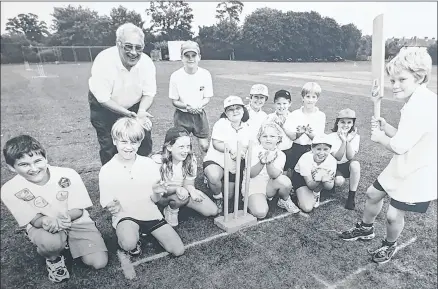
xmin=371 ymin=14 xmax=385 ymax=119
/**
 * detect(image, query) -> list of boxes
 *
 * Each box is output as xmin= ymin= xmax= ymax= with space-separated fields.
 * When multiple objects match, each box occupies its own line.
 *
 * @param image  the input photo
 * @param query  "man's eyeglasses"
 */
xmin=119 ymin=42 xmax=144 ymax=53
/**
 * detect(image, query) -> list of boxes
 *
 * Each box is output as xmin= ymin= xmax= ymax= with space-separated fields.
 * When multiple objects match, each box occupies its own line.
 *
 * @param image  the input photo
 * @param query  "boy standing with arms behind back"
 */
xmin=169 ymin=41 xmax=214 ymax=153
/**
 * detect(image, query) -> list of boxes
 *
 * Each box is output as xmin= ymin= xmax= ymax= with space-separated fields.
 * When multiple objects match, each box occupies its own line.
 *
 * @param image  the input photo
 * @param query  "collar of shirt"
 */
xmin=300 ymin=106 xmax=320 ymax=114
xmin=401 ymin=84 xmax=429 ymax=113
xmin=227 ymin=119 xmax=246 ymax=132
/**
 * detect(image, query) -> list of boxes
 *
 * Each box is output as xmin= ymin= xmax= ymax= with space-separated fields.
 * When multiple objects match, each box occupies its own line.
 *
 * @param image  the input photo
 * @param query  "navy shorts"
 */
xmin=117 ymin=218 xmax=167 ymax=235
xmin=174 ymin=109 xmax=209 ymax=139
xmin=203 ymin=160 xmax=245 ymax=183
xmin=282 ymin=146 xmax=295 ymax=171
xmin=292 ymin=171 xmax=307 ymax=190
xmin=373 ymin=180 xmax=431 ymax=213
xmin=288 ymin=143 xmax=311 ymax=171
xmin=337 ymin=161 xmax=351 ymax=178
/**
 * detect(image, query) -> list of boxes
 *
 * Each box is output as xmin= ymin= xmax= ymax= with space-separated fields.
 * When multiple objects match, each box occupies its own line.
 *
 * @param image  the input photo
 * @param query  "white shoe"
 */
xmin=277 ymin=197 xmax=300 ymax=214
xmin=46 ymin=255 xmax=70 ymax=283
xmin=164 ymin=206 xmax=179 ymax=227
xmin=313 ymin=191 xmax=320 ymax=208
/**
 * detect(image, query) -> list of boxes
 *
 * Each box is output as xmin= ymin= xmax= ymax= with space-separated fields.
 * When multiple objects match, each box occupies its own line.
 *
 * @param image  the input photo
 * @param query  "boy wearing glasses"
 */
xmin=88 ymin=23 xmax=157 ymax=165
xmin=168 ymin=41 xmax=214 ymax=153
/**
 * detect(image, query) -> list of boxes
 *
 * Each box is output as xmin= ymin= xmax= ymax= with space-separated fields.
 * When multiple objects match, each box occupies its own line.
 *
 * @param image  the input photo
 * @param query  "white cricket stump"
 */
xmin=32 ymin=64 xmax=58 ymax=79
xmin=214 ymin=141 xmax=257 ymax=233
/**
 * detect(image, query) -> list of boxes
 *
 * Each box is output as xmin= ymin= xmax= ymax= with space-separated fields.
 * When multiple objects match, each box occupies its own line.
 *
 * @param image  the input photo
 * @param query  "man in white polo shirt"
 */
xmin=88 ymin=23 xmax=157 ymax=165
xmin=169 ymin=41 xmax=213 ymax=153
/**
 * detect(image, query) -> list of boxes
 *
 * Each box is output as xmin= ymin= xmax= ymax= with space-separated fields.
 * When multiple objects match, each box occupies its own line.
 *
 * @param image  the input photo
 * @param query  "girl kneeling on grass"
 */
xmin=328 ymin=108 xmax=361 ymax=210
xmin=203 ymin=95 xmax=251 ymax=212
xmin=243 ymin=122 xmax=300 ymax=219
xmin=151 ymin=127 xmax=219 ymax=227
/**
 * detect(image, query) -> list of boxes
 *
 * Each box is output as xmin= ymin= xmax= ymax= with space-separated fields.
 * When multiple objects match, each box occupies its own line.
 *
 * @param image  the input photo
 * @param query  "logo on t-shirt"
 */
xmin=56 ymin=191 xmax=69 ymax=202
xmin=34 ymin=196 xmax=49 ymax=208
xmin=200 ymin=86 xmax=204 ymax=91
xmin=15 ymin=188 xmax=35 ymax=202
xmin=58 ymin=177 xmax=71 ymax=188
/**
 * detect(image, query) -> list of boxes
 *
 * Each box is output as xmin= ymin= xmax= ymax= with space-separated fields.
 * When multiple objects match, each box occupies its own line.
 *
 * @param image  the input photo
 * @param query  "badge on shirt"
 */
xmin=34 ymin=196 xmax=49 ymax=208
xmin=15 ymin=188 xmax=35 ymax=202
xmin=200 ymin=86 xmax=205 ymax=91
xmin=58 ymin=177 xmax=71 ymax=188
xmin=56 ymin=191 xmax=69 ymax=202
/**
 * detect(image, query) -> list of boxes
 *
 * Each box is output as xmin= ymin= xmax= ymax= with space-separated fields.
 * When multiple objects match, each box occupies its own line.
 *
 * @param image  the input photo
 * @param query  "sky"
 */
xmin=1 ymin=2 xmax=437 ymax=39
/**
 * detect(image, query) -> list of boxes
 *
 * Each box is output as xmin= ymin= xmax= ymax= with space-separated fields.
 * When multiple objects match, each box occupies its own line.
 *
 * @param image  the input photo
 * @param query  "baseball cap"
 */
xmin=274 ymin=89 xmax=291 ymax=101
xmin=250 ymin=84 xmax=269 ymax=98
xmin=223 ymin=95 xmax=244 ymax=109
xmin=312 ymin=134 xmax=332 ymax=147
xmin=337 ymin=108 xmax=356 ymax=119
xmin=164 ymin=126 xmax=190 ymax=143
xmin=181 ymin=41 xmax=200 ymax=55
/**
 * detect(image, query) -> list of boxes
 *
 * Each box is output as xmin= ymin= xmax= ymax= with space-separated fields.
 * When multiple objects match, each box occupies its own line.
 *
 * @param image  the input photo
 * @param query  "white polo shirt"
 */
xmin=204 ymin=118 xmax=251 ymax=173
xmin=288 ymin=107 xmax=326 ymax=145
xmin=266 ymin=112 xmax=293 ymax=150
xmin=88 ymin=46 xmax=157 ymax=109
xmin=378 ymin=85 xmax=437 ymax=203
xmin=294 ymin=151 xmax=337 ymax=177
xmin=1 ymin=166 xmax=94 ymax=230
xmin=327 ymin=132 xmax=360 ymax=164
xmin=245 ymin=105 xmax=268 ymax=142
xmin=160 ymin=158 xmax=197 ymax=187
xmin=99 ymin=155 xmax=163 ymax=228
xmin=169 ymin=67 xmax=213 ymax=112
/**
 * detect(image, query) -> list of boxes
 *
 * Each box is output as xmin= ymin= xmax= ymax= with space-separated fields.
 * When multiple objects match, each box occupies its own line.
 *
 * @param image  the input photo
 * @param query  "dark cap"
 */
xmin=274 ymin=89 xmax=291 ymax=101
xmin=164 ymin=127 xmax=190 ymax=143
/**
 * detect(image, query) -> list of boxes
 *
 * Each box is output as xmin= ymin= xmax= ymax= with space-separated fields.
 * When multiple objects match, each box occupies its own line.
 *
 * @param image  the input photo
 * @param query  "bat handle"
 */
xmin=373 ymin=100 xmax=381 ymax=119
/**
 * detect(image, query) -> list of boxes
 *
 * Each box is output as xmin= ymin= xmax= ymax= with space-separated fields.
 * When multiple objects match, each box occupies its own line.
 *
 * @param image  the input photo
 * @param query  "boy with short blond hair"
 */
xmin=99 ymin=117 xmax=185 ymax=257
xmin=1 ymin=135 xmax=108 ymax=283
xmin=340 ymin=47 xmax=437 ymax=264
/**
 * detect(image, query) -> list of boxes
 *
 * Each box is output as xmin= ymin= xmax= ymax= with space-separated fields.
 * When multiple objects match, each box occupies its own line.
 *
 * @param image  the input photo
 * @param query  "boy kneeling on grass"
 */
xmin=292 ymin=134 xmax=337 ymax=212
xmin=99 ymin=117 xmax=185 ymax=257
xmin=340 ymin=47 xmax=437 ymax=264
xmin=1 ymin=135 xmax=108 ymax=283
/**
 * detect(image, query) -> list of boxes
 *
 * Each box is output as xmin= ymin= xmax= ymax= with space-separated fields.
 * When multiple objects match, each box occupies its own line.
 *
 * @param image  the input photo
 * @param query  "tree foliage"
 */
xmin=146 ymin=1 xmax=194 ymax=41
xmin=5 ymin=13 xmax=49 ymax=42
xmin=215 ymin=1 xmax=244 ymax=23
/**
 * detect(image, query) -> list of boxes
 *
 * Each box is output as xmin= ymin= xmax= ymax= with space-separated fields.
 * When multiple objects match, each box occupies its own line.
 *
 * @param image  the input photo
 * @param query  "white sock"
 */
xmin=167 ymin=206 xmax=179 ymax=213
xmin=212 ymin=192 xmax=223 ymax=200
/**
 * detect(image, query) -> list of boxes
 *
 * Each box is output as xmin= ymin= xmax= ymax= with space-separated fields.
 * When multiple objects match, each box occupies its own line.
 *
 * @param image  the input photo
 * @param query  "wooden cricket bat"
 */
xmin=371 ymin=14 xmax=385 ymax=119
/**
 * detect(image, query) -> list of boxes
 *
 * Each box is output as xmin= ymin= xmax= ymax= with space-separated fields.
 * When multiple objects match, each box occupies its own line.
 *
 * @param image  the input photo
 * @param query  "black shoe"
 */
xmin=127 ymin=241 xmax=142 ymax=256
xmin=339 ymin=222 xmax=375 ymax=241
xmin=345 ymin=196 xmax=355 ymax=210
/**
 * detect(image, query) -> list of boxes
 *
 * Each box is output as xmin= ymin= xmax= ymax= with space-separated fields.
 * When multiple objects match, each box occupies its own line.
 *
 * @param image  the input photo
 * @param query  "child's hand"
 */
xmin=371 ymin=79 xmax=383 ymax=102
xmin=42 ymin=217 xmax=60 ymax=233
xmin=296 ymin=125 xmax=306 ymax=134
xmin=56 ymin=213 xmax=72 ymax=230
xmin=371 ymin=128 xmax=386 ymax=143
xmin=107 ymin=199 xmax=122 ymax=215
xmin=371 ymin=116 xmax=387 ymax=131
xmin=265 ymin=150 xmax=278 ymax=164
xmin=258 ymin=150 xmax=268 ymax=164
xmin=176 ymin=187 xmax=190 ymax=201
xmin=152 ymin=180 xmax=168 ymax=197
xmin=274 ymin=115 xmax=286 ymax=127
xmin=305 ymin=125 xmax=313 ymax=135
xmin=321 ymin=170 xmax=335 ymax=183
xmin=337 ymin=128 xmax=348 ymax=142
xmin=229 ymin=149 xmax=237 ymax=161
xmin=189 ymin=190 xmax=205 ymax=203
xmin=311 ymin=168 xmax=322 ymax=182
xmin=347 ymin=128 xmax=357 ymax=142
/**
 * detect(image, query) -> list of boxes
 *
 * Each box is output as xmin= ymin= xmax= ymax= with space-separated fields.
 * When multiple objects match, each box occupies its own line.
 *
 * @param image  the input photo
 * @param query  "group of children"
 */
xmin=1 ymin=42 xmax=436 ymax=282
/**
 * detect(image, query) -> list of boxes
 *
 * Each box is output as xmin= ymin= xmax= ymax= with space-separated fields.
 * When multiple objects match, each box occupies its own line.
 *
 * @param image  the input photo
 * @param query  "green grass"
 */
xmin=1 ymin=60 xmax=436 ymax=289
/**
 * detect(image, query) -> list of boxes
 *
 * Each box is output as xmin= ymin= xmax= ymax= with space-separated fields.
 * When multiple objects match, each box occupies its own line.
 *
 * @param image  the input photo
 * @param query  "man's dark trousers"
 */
xmin=88 ymin=91 xmax=152 ymax=165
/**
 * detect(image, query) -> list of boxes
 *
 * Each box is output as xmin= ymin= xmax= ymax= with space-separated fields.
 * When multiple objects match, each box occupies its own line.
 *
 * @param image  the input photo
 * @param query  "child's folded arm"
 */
xmin=67 ymin=209 xmax=83 ymax=221
xmin=303 ymin=175 xmax=320 ymax=190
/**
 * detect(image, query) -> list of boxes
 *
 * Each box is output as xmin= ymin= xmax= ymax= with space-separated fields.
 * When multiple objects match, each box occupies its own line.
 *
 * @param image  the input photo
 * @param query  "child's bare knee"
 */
xmin=82 ymin=252 xmax=108 ymax=270
xmin=170 ymin=243 xmax=185 ymax=257
xmin=334 ymin=176 xmax=345 ymax=187
xmin=299 ymin=202 xmax=313 ymax=213
xmin=37 ymin=232 xmax=66 ymax=255
xmin=118 ymin=236 xmax=138 ymax=251
xmin=251 ymin=207 xmax=268 ymax=219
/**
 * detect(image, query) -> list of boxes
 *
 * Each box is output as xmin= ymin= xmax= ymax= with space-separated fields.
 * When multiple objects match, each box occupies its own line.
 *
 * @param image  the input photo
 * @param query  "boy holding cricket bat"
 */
xmin=99 ymin=117 xmax=184 ymax=257
xmin=1 ymin=135 xmax=108 ymax=283
xmin=340 ymin=47 xmax=437 ymax=264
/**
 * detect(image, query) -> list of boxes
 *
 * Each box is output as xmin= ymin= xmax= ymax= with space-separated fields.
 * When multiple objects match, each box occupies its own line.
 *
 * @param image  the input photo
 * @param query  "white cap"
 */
xmin=224 ymin=95 xmax=244 ymax=109
xmin=250 ymin=84 xmax=269 ymax=98
xmin=312 ymin=134 xmax=332 ymax=146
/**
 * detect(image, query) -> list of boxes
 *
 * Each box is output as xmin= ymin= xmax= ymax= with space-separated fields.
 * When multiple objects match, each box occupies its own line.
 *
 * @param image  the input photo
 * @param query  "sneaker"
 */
xmin=213 ymin=197 xmax=224 ymax=214
xmin=345 ymin=195 xmax=355 ymax=210
xmin=313 ymin=191 xmax=320 ymax=208
xmin=203 ymin=175 xmax=209 ymax=189
xmin=267 ymin=197 xmax=273 ymax=201
xmin=46 ymin=256 xmax=70 ymax=283
xmin=164 ymin=206 xmax=179 ymax=227
xmin=369 ymin=240 xmax=398 ymax=264
xmin=277 ymin=197 xmax=300 ymax=214
xmin=339 ymin=222 xmax=375 ymax=241
xmin=128 ymin=241 xmax=142 ymax=256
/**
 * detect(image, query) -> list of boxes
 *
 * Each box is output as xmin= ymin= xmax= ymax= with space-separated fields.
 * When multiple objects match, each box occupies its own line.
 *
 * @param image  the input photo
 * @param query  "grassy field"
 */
xmin=1 ymin=60 xmax=437 ymax=289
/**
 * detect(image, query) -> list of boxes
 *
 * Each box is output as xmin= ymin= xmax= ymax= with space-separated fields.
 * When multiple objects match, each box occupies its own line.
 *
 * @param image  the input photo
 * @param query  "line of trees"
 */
xmin=1 ymin=1 xmax=436 ymax=64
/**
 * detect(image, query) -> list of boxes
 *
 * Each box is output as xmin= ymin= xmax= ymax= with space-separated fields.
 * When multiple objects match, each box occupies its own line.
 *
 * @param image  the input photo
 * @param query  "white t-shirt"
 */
xmin=204 ymin=118 xmax=252 ymax=173
xmin=294 ymin=151 xmax=337 ymax=177
xmin=169 ymin=67 xmax=213 ymax=112
xmin=245 ymin=105 xmax=268 ymax=142
xmin=327 ymin=132 xmax=360 ymax=164
xmin=378 ymin=85 xmax=437 ymax=203
xmin=159 ymin=158 xmax=197 ymax=187
xmin=288 ymin=107 xmax=326 ymax=145
xmin=266 ymin=112 xmax=293 ymax=150
xmin=99 ymin=155 xmax=163 ymax=228
xmin=1 ymin=166 xmax=94 ymax=230
xmin=88 ymin=46 xmax=157 ymax=109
